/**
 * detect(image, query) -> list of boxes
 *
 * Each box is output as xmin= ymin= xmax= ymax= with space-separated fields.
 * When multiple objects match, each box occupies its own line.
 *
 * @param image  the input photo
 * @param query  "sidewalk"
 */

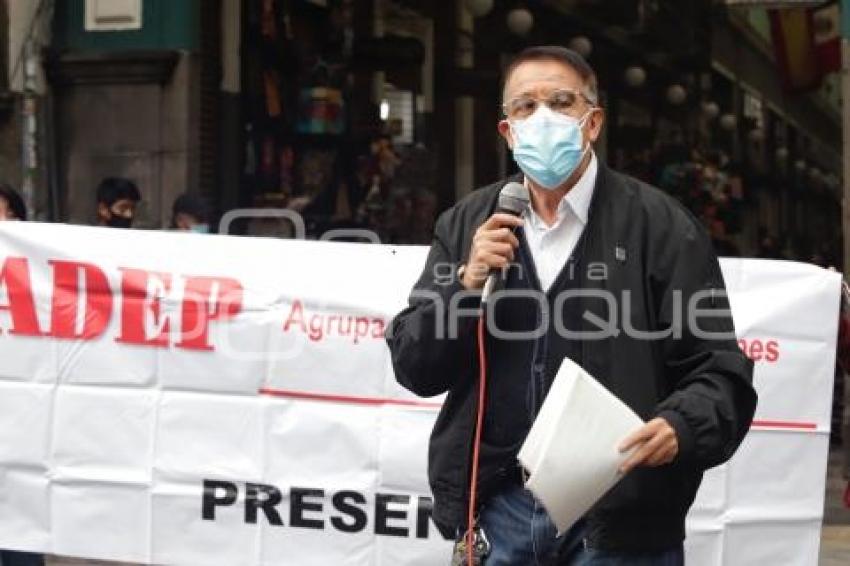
xmin=821 ymin=446 xmax=850 ymax=566
xmin=47 ymin=560 xmax=135 ymax=566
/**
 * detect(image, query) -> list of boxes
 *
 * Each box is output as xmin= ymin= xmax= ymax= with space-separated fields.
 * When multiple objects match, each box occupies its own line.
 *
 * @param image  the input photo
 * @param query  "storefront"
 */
xmin=236 ymin=0 xmax=434 ymax=242
xmin=47 ymin=0 xmax=209 ymax=227
xmin=36 ymin=0 xmax=842 ymax=260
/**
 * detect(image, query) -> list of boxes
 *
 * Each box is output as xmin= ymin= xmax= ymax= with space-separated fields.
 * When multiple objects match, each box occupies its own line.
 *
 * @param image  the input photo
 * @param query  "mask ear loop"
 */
xmin=577 ymin=106 xmax=598 ymax=128
xmin=507 ymin=119 xmax=523 ymax=150
xmin=577 ymin=107 xmax=598 ymax=155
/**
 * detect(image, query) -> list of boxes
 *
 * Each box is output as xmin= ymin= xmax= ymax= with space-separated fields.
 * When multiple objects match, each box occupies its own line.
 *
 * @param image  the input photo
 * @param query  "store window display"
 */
xmin=240 ymin=0 xmax=434 ymax=243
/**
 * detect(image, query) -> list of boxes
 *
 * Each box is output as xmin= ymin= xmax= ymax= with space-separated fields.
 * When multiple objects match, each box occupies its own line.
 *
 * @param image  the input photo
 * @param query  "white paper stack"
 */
xmin=517 ymin=357 xmax=645 ymax=534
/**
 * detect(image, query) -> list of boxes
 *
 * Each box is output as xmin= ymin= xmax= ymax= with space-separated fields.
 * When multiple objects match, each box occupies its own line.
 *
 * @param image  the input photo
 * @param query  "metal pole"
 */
xmin=20 ymin=38 xmax=38 ymax=218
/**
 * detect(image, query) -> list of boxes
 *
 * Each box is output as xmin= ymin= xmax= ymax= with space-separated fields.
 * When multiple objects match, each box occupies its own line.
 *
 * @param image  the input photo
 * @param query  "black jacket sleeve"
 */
xmin=652 ymin=213 xmax=757 ymax=471
xmin=386 ymin=211 xmax=481 ymax=397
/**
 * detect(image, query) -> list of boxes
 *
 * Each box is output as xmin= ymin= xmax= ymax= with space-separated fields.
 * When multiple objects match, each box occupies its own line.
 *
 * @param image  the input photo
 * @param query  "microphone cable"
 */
xmin=466 ymin=312 xmax=488 ymax=566
xmin=462 ymin=181 xmax=528 ymax=564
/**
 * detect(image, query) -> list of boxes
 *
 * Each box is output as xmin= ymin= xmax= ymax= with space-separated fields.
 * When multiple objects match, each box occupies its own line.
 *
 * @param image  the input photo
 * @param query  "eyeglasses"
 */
xmin=503 ymin=88 xmax=596 ymax=120
xmin=109 ymin=201 xmax=137 ymax=218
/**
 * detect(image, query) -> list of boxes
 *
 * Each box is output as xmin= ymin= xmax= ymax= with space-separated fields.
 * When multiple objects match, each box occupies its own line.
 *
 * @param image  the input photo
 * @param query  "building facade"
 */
xmin=0 ymin=0 xmax=841 ymax=259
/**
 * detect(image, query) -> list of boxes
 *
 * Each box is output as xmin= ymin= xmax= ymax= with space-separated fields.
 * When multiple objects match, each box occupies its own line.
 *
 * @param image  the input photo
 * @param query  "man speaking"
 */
xmin=386 ymin=46 xmax=757 ymax=565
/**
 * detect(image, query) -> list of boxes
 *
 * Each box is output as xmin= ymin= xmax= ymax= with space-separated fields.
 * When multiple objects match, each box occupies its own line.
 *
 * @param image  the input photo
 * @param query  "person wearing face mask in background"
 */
xmin=387 ymin=46 xmax=755 ymax=565
xmin=171 ymin=193 xmax=211 ymax=233
xmin=0 ymin=185 xmax=45 ymax=566
xmin=95 ymin=177 xmax=141 ymax=229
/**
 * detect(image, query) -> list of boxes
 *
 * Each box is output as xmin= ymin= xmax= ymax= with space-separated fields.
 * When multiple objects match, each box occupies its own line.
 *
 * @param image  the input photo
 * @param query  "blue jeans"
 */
xmin=0 ymin=551 xmax=44 ymax=566
xmin=477 ymin=484 xmax=684 ymax=566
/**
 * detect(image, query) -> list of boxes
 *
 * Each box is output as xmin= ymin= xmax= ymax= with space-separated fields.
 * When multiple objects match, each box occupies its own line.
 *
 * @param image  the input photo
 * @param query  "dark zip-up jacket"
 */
xmin=386 ymin=165 xmax=757 ymax=551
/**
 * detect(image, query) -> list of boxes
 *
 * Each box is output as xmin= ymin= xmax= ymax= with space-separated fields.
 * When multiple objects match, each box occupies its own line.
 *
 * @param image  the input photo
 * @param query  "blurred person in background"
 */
xmin=96 ymin=177 xmax=141 ymax=228
xmin=836 ymin=281 xmax=850 ymax=508
xmin=0 ymin=184 xmax=27 ymax=221
xmin=171 ymin=193 xmax=211 ymax=233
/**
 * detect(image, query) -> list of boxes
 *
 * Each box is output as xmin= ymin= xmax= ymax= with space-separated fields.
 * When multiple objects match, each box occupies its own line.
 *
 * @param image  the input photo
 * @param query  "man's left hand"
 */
xmin=618 ymin=417 xmax=679 ymax=474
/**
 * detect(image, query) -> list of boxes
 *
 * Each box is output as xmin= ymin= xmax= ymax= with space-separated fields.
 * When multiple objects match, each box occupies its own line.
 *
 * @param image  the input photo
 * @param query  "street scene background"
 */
xmin=0 ymin=0 xmax=848 ymax=564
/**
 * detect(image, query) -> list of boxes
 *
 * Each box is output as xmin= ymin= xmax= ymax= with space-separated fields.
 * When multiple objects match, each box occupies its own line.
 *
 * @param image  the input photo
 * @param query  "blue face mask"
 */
xmin=189 ymin=223 xmax=210 ymax=234
xmin=510 ymin=106 xmax=592 ymax=190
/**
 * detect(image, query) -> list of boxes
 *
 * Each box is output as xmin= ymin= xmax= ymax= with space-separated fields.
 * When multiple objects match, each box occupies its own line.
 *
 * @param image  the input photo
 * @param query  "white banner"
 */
xmin=0 ymin=222 xmax=840 ymax=565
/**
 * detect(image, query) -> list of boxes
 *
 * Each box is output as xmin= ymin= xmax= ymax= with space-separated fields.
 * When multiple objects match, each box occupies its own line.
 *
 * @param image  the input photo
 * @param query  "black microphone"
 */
xmin=481 ymin=181 xmax=529 ymax=304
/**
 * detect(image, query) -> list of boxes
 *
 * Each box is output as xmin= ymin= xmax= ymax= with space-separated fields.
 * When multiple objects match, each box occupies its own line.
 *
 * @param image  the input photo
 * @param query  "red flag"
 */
xmin=769 ymin=8 xmax=822 ymax=92
xmin=812 ymin=2 xmax=841 ymax=74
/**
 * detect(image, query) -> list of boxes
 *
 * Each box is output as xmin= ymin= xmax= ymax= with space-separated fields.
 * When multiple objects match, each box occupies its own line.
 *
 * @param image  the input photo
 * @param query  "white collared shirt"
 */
xmin=523 ymin=153 xmax=598 ymax=291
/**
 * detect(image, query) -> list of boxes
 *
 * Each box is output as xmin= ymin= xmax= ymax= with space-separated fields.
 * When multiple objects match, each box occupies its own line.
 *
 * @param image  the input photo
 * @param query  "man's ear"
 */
xmin=97 ymin=202 xmax=110 ymax=221
xmin=586 ymin=108 xmax=605 ymax=144
xmin=498 ymin=119 xmax=514 ymax=149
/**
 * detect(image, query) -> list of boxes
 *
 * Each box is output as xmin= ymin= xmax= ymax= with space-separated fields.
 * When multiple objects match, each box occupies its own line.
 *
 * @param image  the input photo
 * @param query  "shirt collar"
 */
xmin=525 ymin=152 xmax=598 ymax=228
xmin=566 ymin=152 xmax=597 ymax=225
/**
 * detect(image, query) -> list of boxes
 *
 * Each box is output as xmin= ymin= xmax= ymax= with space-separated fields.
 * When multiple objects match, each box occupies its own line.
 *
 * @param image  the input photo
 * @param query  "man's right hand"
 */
xmin=461 ymin=213 xmax=524 ymax=290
